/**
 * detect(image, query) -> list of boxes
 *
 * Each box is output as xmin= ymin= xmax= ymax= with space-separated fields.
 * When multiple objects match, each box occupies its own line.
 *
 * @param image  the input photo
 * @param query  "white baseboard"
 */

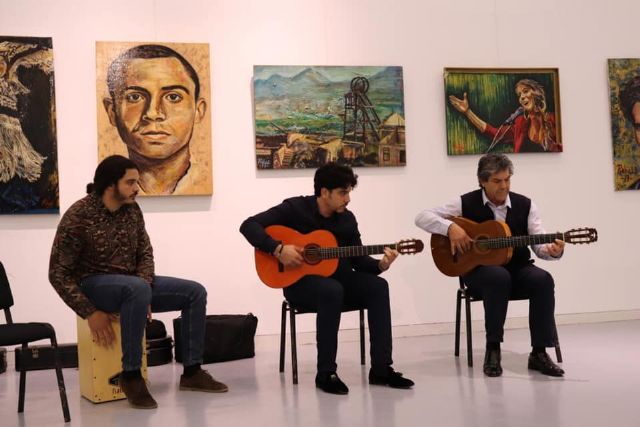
xmin=258 ymin=309 xmax=640 ymax=347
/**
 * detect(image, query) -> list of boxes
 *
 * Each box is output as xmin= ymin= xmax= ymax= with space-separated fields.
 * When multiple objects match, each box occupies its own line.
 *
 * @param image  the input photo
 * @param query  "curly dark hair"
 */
xmin=314 ymin=163 xmax=358 ymax=196
xmin=87 ymin=155 xmax=138 ymax=195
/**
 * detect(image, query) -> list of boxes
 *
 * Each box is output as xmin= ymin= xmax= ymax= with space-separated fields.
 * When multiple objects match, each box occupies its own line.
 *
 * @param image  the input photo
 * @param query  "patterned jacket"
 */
xmin=48 ymin=193 xmax=154 ymax=318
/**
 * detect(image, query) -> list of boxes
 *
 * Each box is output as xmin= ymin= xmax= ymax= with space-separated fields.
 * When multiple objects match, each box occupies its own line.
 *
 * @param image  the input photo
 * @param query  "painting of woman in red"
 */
xmin=449 ymin=79 xmax=562 ymax=153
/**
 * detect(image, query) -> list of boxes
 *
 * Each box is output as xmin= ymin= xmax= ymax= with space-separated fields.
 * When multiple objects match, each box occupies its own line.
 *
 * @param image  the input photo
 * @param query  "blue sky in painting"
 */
xmin=254 ymin=65 xmax=392 ymax=81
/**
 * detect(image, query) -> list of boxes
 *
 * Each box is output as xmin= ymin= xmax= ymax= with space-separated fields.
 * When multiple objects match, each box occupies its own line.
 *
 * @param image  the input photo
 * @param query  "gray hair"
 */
xmin=477 ymin=153 xmax=513 ymax=185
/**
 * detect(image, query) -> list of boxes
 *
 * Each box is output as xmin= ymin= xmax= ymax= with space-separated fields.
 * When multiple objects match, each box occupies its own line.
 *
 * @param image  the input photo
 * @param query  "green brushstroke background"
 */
xmin=444 ymin=70 xmax=558 ymax=155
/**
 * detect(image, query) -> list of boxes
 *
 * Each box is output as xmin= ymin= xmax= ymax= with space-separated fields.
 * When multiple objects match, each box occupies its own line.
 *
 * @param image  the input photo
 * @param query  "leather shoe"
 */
xmin=483 ymin=348 xmax=503 ymax=377
xmin=369 ymin=367 xmax=414 ymax=389
xmin=315 ymin=372 xmax=349 ymax=395
xmin=119 ymin=373 xmax=157 ymax=409
xmin=180 ymin=369 xmax=229 ymax=393
xmin=528 ymin=351 xmax=564 ymax=377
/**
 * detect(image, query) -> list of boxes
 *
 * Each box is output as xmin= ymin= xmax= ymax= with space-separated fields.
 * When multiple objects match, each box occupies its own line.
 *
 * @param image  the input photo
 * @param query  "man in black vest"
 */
xmin=415 ymin=153 xmax=565 ymax=377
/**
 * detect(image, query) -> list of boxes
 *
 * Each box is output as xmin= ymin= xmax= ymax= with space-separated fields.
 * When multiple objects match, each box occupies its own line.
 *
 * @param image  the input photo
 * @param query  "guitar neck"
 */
xmin=318 ymin=244 xmax=395 ymax=259
xmin=482 ymin=233 xmax=564 ymax=249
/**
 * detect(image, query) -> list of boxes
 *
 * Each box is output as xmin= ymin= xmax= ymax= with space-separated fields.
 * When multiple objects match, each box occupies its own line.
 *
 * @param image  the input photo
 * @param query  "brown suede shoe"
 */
xmin=179 ymin=369 xmax=229 ymax=393
xmin=118 ymin=373 xmax=158 ymax=409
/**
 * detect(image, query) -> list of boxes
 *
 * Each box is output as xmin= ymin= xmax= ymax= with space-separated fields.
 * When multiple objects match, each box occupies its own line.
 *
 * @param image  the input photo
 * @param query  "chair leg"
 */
xmin=289 ymin=306 xmax=298 ymax=385
xmin=464 ymin=295 xmax=473 ymax=367
xmin=51 ymin=337 xmax=71 ymax=422
xmin=279 ymin=301 xmax=287 ymax=373
xmin=359 ymin=309 xmax=365 ymax=365
xmin=553 ymin=320 xmax=563 ymax=363
xmin=18 ymin=343 xmax=27 ymax=413
xmin=455 ymin=290 xmax=462 ymax=357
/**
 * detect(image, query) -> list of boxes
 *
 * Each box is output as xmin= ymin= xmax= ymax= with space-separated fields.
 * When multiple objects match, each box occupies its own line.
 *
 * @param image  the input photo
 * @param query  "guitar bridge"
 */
xmin=278 ymin=260 xmax=284 ymax=272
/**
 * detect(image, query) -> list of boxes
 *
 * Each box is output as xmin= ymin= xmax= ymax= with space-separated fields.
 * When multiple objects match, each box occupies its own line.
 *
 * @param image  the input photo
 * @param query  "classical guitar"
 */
xmin=255 ymin=225 xmax=424 ymax=288
xmin=431 ymin=217 xmax=598 ymax=277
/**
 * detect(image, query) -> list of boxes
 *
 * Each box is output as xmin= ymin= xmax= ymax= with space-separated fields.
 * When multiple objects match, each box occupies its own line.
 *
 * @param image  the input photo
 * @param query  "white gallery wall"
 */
xmin=0 ymin=0 xmax=638 ymax=344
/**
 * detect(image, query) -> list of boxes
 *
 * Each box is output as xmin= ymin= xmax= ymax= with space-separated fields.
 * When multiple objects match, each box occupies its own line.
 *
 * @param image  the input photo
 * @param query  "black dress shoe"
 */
xmin=483 ymin=348 xmax=503 ymax=377
xmin=315 ymin=372 xmax=349 ymax=395
xmin=369 ymin=367 xmax=414 ymax=389
xmin=528 ymin=351 xmax=564 ymax=377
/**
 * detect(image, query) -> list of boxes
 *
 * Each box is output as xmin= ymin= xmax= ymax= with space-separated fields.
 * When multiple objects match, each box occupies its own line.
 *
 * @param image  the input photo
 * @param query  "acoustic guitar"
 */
xmin=431 ymin=217 xmax=598 ymax=277
xmin=255 ymin=225 xmax=424 ymax=288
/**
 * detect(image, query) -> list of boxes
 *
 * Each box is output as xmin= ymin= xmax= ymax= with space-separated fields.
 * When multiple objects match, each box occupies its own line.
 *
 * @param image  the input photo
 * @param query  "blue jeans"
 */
xmin=81 ymin=274 xmax=207 ymax=371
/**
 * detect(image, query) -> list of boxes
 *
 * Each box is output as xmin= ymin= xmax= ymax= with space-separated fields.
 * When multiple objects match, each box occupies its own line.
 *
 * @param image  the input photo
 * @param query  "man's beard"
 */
xmin=114 ymin=186 xmax=136 ymax=203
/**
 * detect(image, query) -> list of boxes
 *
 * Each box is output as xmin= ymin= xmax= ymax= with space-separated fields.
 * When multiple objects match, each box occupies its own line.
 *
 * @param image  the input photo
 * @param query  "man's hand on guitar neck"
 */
xmin=379 ymin=247 xmax=399 ymax=272
xmin=447 ymin=223 xmax=474 ymax=255
xmin=277 ymin=244 xmax=304 ymax=268
xmin=547 ymin=239 xmax=565 ymax=258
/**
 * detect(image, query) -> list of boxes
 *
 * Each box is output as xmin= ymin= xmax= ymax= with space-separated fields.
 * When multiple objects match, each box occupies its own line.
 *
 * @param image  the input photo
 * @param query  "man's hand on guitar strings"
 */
xmin=447 ymin=223 xmax=474 ymax=255
xmin=279 ymin=244 xmax=304 ymax=268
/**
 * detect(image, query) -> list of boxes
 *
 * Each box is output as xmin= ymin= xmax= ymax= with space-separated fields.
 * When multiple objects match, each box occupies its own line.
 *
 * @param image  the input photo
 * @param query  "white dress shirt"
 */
xmin=414 ymin=191 xmax=561 ymax=260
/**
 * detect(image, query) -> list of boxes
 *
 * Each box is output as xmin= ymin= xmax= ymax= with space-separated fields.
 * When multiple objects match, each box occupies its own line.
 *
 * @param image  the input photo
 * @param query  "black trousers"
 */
xmin=463 ymin=263 xmax=556 ymax=348
xmin=283 ymin=271 xmax=393 ymax=374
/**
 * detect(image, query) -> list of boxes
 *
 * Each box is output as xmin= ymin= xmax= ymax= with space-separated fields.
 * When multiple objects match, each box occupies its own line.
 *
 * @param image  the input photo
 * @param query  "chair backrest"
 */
xmin=0 ymin=261 xmax=15 ymax=319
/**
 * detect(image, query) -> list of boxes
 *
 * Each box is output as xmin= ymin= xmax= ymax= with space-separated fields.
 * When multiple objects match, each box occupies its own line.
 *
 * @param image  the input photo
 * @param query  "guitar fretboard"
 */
xmin=480 ymin=233 xmax=564 ymax=249
xmin=309 ymin=244 xmax=396 ymax=259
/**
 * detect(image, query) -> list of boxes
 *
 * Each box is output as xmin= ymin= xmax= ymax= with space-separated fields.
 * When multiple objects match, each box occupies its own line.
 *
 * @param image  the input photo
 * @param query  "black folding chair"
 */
xmin=455 ymin=277 xmax=562 ymax=367
xmin=279 ymin=300 xmax=366 ymax=384
xmin=0 ymin=262 xmax=70 ymax=422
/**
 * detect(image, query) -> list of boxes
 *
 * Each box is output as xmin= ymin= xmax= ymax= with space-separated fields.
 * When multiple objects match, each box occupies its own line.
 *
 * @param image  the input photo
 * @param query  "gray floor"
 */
xmin=1 ymin=320 xmax=639 ymax=427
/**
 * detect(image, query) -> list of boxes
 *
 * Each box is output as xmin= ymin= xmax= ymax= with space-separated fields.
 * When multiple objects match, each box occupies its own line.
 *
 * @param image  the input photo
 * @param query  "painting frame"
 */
xmin=96 ymin=41 xmax=213 ymax=196
xmin=253 ymin=65 xmax=406 ymax=169
xmin=0 ymin=35 xmax=59 ymax=214
xmin=607 ymin=58 xmax=640 ymax=191
xmin=444 ymin=67 xmax=562 ymax=156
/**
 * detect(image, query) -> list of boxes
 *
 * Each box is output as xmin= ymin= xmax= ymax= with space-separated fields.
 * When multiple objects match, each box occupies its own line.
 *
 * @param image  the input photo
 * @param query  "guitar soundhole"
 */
xmin=474 ymin=236 xmax=490 ymax=253
xmin=303 ymin=243 xmax=322 ymax=265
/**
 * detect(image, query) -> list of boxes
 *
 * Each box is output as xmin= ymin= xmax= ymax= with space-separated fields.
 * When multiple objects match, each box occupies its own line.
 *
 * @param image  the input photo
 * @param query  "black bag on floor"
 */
xmin=173 ymin=314 xmax=258 ymax=364
xmin=14 ymin=343 xmax=78 ymax=371
xmin=146 ymin=319 xmax=168 ymax=340
xmin=145 ymin=319 xmax=173 ymax=366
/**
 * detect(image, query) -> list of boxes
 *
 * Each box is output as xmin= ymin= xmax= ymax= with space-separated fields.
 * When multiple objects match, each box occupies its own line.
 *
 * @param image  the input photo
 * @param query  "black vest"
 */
xmin=460 ymin=189 xmax=532 ymax=266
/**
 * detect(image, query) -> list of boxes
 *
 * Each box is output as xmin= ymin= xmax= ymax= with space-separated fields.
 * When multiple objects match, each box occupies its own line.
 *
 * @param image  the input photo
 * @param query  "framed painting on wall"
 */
xmin=96 ymin=41 xmax=213 ymax=196
xmin=444 ymin=68 xmax=562 ymax=155
xmin=608 ymin=58 xmax=640 ymax=191
xmin=253 ymin=66 xmax=405 ymax=169
xmin=0 ymin=36 xmax=59 ymax=214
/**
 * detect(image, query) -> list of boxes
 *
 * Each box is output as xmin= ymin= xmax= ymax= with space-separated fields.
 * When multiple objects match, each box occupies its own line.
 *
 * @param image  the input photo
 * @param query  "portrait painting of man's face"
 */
xmin=608 ymin=58 xmax=640 ymax=191
xmin=0 ymin=36 xmax=59 ymax=214
xmin=96 ymin=41 xmax=212 ymax=196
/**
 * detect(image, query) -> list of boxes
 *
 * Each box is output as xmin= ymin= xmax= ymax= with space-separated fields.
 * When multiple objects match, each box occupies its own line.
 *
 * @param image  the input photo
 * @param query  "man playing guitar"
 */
xmin=240 ymin=163 xmax=414 ymax=394
xmin=415 ymin=153 xmax=565 ymax=378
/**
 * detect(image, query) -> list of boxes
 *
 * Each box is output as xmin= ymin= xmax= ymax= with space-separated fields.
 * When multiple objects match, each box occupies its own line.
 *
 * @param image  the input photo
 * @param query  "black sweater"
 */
xmin=239 ymin=195 xmax=381 ymax=275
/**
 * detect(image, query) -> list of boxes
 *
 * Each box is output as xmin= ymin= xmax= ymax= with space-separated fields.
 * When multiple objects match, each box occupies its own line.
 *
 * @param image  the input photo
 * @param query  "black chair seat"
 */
xmin=292 ymin=304 xmax=363 ymax=315
xmin=279 ymin=299 xmax=366 ymax=384
xmin=0 ymin=323 xmax=56 ymax=346
xmin=0 ymin=261 xmax=70 ymax=422
xmin=455 ymin=277 xmax=563 ymax=367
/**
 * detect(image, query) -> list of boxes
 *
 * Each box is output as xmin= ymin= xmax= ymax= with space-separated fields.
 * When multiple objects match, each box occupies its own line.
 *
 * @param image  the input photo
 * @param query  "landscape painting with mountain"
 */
xmin=253 ymin=66 xmax=406 ymax=169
